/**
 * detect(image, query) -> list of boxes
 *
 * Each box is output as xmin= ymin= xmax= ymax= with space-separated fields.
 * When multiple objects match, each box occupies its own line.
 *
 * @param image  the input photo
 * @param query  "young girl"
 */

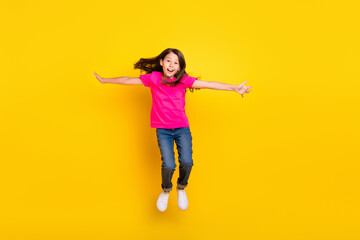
xmin=94 ymin=48 xmax=252 ymax=212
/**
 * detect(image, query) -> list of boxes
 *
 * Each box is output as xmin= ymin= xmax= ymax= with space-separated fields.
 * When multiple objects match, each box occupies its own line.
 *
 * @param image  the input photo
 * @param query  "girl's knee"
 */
xmin=162 ymin=162 xmax=176 ymax=170
xmin=180 ymin=159 xmax=193 ymax=167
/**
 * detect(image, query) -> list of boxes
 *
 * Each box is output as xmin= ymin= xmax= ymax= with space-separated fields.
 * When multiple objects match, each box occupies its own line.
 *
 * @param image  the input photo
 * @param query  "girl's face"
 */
xmin=160 ymin=52 xmax=180 ymax=79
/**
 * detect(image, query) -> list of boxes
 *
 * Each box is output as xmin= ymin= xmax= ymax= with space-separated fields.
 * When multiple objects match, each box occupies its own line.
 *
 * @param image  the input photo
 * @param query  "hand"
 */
xmin=235 ymin=80 xmax=252 ymax=98
xmin=94 ymin=72 xmax=105 ymax=83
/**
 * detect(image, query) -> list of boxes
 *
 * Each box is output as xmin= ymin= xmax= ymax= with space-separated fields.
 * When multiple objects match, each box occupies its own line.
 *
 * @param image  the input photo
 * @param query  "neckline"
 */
xmin=160 ymin=72 xmax=176 ymax=81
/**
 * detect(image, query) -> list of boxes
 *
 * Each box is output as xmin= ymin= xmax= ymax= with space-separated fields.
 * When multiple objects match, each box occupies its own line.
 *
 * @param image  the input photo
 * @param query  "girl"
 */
xmin=94 ymin=48 xmax=252 ymax=212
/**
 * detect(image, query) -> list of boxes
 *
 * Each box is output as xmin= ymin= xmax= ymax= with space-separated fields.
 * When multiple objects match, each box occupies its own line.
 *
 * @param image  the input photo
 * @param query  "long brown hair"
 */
xmin=134 ymin=48 xmax=199 ymax=93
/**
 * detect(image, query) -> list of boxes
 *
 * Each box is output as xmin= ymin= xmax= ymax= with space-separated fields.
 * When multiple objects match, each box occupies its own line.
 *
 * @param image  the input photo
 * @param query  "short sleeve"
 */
xmin=182 ymin=75 xmax=197 ymax=88
xmin=139 ymin=72 xmax=151 ymax=87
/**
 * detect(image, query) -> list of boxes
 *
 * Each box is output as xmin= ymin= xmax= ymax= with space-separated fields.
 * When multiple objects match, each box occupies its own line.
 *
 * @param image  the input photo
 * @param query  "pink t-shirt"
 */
xmin=139 ymin=71 xmax=197 ymax=129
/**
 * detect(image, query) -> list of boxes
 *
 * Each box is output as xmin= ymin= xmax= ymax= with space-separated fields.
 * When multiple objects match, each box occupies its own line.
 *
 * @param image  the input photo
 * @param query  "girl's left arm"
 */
xmin=192 ymin=80 xmax=252 ymax=97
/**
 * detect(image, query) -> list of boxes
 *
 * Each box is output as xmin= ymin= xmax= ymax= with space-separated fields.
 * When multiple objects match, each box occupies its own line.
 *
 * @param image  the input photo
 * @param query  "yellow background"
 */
xmin=1 ymin=0 xmax=359 ymax=239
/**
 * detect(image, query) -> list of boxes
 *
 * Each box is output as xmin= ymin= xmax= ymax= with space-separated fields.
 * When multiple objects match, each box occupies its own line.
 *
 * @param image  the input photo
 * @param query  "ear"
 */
xmin=160 ymin=59 xmax=163 ymax=66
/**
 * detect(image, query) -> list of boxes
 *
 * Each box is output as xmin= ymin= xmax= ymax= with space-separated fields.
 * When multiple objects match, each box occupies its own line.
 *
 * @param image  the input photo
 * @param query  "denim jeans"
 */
xmin=156 ymin=127 xmax=194 ymax=192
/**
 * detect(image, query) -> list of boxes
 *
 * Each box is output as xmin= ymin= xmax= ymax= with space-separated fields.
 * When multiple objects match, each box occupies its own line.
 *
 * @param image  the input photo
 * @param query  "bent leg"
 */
xmin=156 ymin=128 xmax=176 ymax=192
xmin=174 ymin=127 xmax=193 ymax=189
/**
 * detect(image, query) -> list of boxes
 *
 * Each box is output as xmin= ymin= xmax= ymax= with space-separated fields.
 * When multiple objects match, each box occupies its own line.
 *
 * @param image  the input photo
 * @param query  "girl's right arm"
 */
xmin=94 ymin=72 xmax=142 ymax=85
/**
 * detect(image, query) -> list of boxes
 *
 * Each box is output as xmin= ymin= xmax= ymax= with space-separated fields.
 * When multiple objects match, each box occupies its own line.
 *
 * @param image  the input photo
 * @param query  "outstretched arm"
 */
xmin=94 ymin=72 xmax=142 ymax=85
xmin=192 ymin=80 xmax=252 ymax=98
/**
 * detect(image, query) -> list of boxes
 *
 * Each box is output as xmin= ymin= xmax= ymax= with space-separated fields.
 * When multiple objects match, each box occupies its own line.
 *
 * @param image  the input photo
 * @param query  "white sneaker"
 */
xmin=177 ymin=188 xmax=188 ymax=210
xmin=156 ymin=191 xmax=170 ymax=212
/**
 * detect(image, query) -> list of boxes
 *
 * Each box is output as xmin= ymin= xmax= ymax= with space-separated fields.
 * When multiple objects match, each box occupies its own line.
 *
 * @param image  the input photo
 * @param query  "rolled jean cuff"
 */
xmin=162 ymin=187 xmax=172 ymax=192
xmin=177 ymin=183 xmax=187 ymax=189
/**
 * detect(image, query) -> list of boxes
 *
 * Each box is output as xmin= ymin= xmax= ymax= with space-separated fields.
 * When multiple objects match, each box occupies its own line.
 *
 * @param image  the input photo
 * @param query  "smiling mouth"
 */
xmin=167 ymin=69 xmax=174 ymax=73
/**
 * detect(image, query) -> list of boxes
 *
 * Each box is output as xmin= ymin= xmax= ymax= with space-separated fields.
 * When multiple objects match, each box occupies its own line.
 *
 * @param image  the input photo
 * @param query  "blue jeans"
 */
xmin=156 ymin=127 xmax=194 ymax=192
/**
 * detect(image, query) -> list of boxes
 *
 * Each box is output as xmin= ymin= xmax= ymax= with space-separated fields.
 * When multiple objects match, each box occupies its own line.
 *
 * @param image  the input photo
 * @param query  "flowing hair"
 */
xmin=134 ymin=48 xmax=200 ymax=93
